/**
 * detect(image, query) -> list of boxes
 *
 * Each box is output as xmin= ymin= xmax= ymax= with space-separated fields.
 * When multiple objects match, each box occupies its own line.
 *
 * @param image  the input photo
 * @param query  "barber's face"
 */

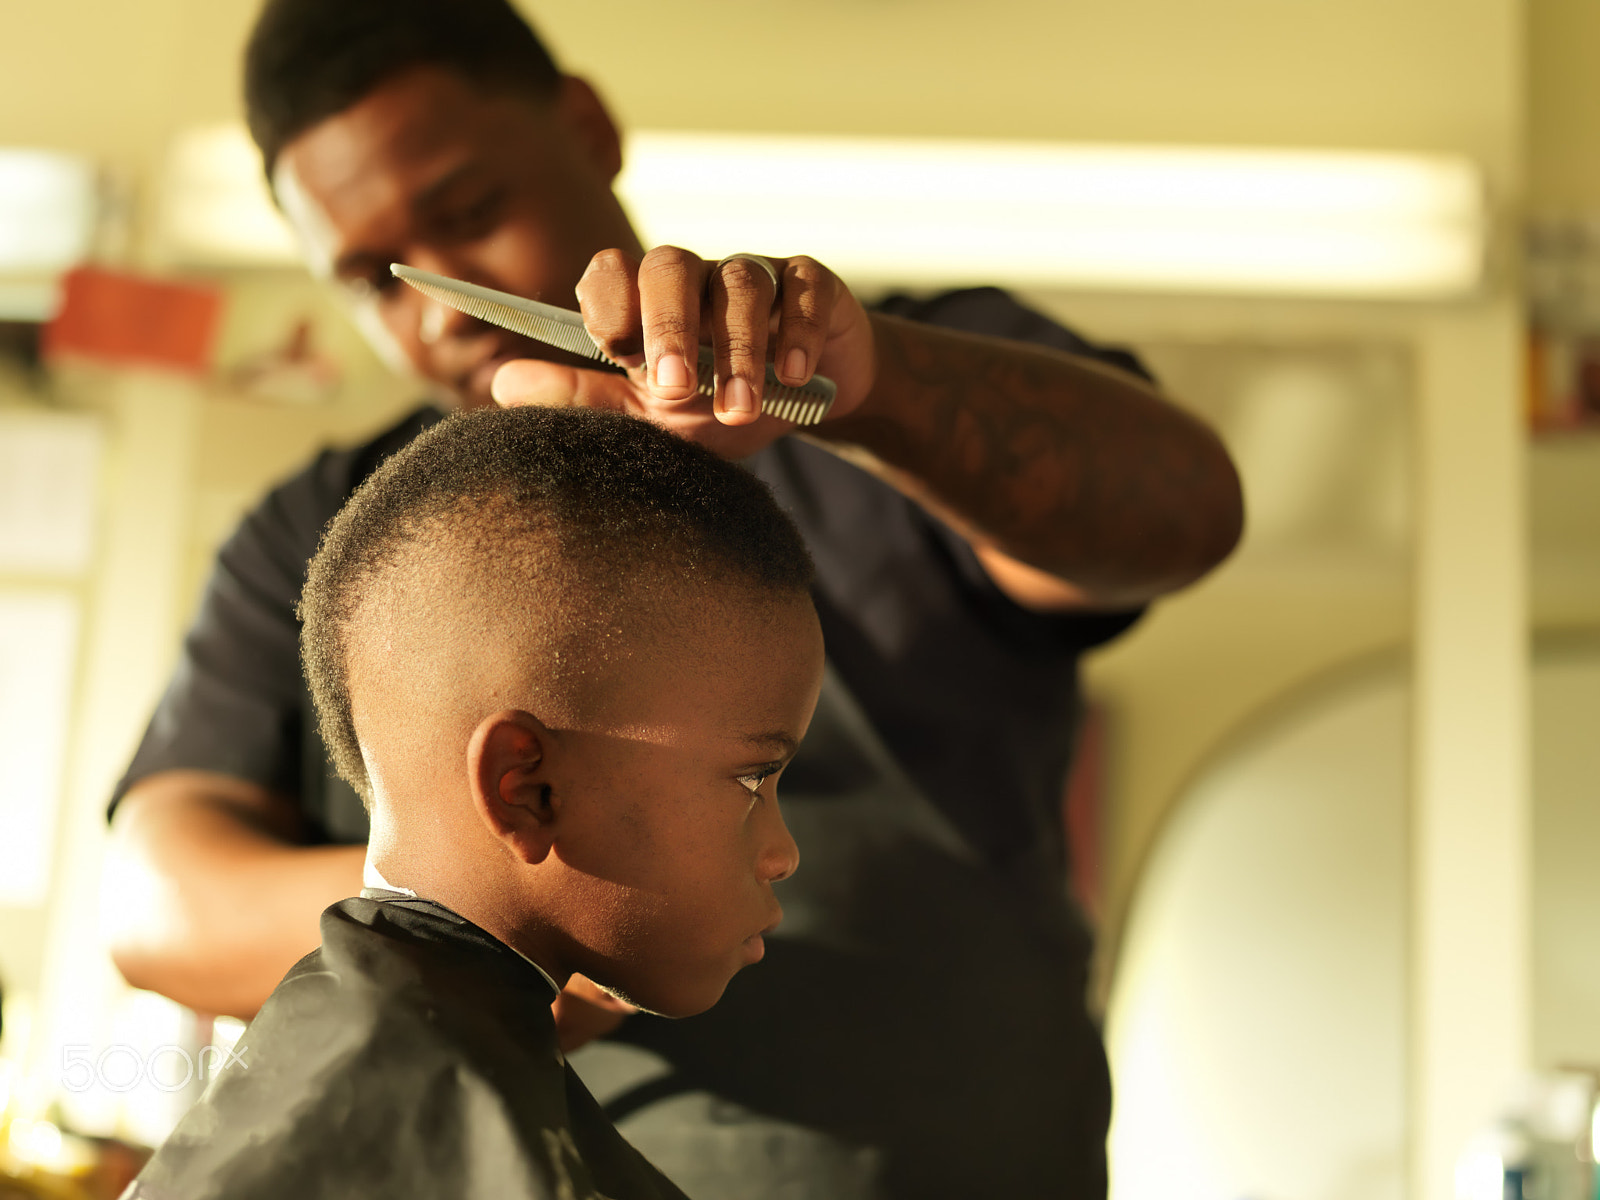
xmin=274 ymin=66 xmax=641 ymax=409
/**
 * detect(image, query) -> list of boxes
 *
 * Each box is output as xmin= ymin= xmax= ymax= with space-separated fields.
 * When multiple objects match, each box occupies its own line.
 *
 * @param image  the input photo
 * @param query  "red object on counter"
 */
xmin=43 ymin=266 xmax=224 ymax=374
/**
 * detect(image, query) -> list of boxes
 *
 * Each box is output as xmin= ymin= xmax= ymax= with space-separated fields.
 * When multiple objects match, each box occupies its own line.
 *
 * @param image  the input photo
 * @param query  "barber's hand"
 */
xmin=551 ymin=971 xmax=638 ymax=1055
xmin=491 ymin=247 xmax=876 ymax=458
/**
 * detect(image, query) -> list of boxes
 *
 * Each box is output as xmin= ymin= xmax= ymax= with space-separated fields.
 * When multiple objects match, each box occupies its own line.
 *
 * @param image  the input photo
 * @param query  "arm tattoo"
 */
xmin=811 ymin=313 xmax=1242 ymax=601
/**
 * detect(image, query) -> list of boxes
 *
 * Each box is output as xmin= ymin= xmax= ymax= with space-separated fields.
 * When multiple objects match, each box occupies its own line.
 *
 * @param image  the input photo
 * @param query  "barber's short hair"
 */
xmin=245 ymin=0 xmax=562 ymax=176
xmin=300 ymin=407 xmax=814 ymax=799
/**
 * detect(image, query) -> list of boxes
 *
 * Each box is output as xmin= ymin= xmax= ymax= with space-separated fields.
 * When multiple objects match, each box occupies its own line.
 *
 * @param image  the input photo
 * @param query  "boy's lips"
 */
xmin=742 ymin=912 xmax=783 ymax=964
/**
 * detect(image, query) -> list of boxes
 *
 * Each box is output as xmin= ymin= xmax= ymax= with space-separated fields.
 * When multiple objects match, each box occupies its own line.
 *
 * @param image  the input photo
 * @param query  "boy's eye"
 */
xmin=736 ymin=765 xmax=780 ymax=796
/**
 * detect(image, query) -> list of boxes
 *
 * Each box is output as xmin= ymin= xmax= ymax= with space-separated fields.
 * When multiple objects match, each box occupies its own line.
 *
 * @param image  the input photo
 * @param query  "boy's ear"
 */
xmin=466 ymin=709 xmax=559 ymax=865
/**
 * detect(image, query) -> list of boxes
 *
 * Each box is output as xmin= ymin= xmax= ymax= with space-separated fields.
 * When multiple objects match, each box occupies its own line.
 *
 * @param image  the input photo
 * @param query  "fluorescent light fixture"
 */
xmin=0 ymin=149 xmax=95 ymax=278
xmin=617 ymin=133 xmax=1486 ymax=298
xmin=157 ymin=122 xmax=1487 ymax=298
xmin=160 ymin=125 xmax=298 ymax=266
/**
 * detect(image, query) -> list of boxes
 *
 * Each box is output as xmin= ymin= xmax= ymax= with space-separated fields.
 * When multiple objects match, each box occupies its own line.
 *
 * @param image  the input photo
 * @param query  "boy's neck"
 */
xmin=362 ymin=854 xmax=569 ymax=996
xmin=362 ymin=857 xmax=417 ymax=897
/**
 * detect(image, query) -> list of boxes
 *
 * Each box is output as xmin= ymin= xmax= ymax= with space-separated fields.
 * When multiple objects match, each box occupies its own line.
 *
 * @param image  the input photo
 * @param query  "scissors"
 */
xmin=390 ymin=264 xmax=837 ymax=425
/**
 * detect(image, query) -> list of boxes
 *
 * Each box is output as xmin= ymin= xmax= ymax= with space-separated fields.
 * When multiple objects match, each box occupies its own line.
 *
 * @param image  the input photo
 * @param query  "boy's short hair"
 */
xmin=300 ymin=406 xmax=814 ymax=802
xmin=245 ymin=0 xmax=563 ymax=177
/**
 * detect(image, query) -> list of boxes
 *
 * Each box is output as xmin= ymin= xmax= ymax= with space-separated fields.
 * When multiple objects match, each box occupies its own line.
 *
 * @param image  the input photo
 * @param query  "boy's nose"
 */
xmin=758 ymin=804 xmax=800 ymax=884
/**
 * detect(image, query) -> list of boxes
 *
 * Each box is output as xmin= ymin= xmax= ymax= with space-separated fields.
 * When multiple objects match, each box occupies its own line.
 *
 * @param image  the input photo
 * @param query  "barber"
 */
xmin=105 ymin=0 xmax=1242 ymax=1195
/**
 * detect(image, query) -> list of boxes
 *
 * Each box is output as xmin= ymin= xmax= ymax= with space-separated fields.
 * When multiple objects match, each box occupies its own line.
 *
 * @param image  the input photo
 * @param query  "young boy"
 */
xmin=124 ymin=405 xmax=824 ymax=1200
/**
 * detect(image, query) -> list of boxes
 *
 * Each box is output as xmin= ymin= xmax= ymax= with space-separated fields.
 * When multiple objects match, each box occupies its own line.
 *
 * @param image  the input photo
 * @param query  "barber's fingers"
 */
xmin=707 ymin=253 xmax=781 ymax=426
xmin=490 ymin=358 xmax=635 ymax=414
xmin=634 ymin=246 xmax=709 ymax=401
xmin=772 ymin=256 xmax=837 ymax=390
xmin=574 ymin=249 xmax=645 ymax=370
xmin=580 ymin=245 xmax=713 ymax=406
xmin=567 ymin=245 xmax=848 ymax=429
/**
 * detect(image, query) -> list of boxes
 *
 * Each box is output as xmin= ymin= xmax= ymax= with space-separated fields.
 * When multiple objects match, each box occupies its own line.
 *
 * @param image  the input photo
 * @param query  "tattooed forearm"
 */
xmin=810 ymin=312 xmax=1243 ymax=605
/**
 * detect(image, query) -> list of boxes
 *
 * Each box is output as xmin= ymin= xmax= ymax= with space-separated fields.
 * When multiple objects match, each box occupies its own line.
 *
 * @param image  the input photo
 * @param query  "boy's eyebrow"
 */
xmin=742 ymin=732 xmax=800 ymax=758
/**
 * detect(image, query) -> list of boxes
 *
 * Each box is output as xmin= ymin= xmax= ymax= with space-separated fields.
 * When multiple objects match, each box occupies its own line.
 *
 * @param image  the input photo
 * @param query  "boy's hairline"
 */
xmin=315 ymin=520 xmax=815 ymax=804
xmin=298 ymin=405 xmax=816 ymax=805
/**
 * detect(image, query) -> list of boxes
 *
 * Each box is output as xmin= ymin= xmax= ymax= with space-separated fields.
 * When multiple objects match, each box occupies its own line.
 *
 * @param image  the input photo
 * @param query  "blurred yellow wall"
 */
xmin=1529 ymin=0 xmax=1600 ymax=210
xmin=0 ymin=0 xmax=1530 ymax=201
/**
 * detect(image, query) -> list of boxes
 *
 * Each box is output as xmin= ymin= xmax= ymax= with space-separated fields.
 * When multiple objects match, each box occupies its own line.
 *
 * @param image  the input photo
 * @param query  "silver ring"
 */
xmin=715 ymin=253 xmax=781 ymax=295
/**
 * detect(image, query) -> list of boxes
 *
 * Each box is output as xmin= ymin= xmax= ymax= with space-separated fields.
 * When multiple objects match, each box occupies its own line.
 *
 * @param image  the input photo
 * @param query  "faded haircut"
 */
xmin=245 ymin=0 xmax=562 ymax=177
xmin=299 ymin=406 xmax=814 ymax=801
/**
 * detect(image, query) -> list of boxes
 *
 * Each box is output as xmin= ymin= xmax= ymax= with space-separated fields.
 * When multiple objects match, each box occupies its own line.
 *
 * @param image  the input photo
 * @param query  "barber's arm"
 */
xmin=491 ymin=246 xmax=1243 ymax=611
xmin=105 ymin=770 xmax=364 ymax=1020
xmin=107 ymin=771 xmax=632 ymax=1043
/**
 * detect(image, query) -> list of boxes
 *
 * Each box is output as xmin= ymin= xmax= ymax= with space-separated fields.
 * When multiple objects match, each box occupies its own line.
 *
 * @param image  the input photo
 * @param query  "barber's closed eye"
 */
xmin=439 ymin=186 xmax=507 ymax=241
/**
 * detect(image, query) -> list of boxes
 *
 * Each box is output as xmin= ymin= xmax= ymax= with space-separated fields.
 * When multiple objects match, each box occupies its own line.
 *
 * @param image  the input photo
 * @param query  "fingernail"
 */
xmin=783 ymin=347 xmax=808 ymax=381
xmin=725 ymin=376 xmax=756 ymax=415
xmin=657 ymin=353 xmax=690 ymax=390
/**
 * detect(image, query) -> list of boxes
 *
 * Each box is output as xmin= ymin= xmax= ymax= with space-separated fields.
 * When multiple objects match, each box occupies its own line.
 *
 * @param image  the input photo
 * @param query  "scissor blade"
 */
xmin=390 ymin=264 xmax=607 ymax=364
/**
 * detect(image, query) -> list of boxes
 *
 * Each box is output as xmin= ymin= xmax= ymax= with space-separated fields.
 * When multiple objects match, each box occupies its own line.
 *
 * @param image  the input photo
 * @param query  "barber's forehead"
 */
xmin=273 ymin=71 xmax=545 ymax=283
xmin=277 ymin=70 xmax=492 ymax=201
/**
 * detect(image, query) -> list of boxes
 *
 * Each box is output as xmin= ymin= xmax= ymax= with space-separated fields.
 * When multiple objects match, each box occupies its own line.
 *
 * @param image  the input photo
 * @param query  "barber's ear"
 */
xmin=467 ymin=709 xmax=559 ymax=865
xmin=555 ymin=75 xmax=623 ymax=182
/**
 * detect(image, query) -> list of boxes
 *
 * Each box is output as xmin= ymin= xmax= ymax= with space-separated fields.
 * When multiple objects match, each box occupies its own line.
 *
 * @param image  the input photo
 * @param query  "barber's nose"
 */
xmin=759 ymin=804 xmax=800 ymax=884
xmin=418 ymin=301 xmax=453 ymax=345
xmin=403 ymin=253 xmax=480 ymax=345
xmin=411 ymin=290 xmax=481 ymax=348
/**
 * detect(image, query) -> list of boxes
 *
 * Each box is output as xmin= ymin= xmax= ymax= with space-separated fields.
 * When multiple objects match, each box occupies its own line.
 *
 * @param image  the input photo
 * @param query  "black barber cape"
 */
xmin=125 ymin=894 xmax=688 ymax=1200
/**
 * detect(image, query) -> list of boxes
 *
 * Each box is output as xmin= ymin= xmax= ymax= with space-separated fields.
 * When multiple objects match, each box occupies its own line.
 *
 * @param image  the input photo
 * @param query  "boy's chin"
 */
xmin=622 ymin=972 xmax=736 ymax=1021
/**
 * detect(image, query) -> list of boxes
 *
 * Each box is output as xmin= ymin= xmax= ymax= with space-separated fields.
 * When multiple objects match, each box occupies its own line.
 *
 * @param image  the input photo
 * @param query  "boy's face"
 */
xmin=546 ymin=590 xmax=824 ymax=1018
xmin=274 ymin=66 xmax=639 ymax=410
